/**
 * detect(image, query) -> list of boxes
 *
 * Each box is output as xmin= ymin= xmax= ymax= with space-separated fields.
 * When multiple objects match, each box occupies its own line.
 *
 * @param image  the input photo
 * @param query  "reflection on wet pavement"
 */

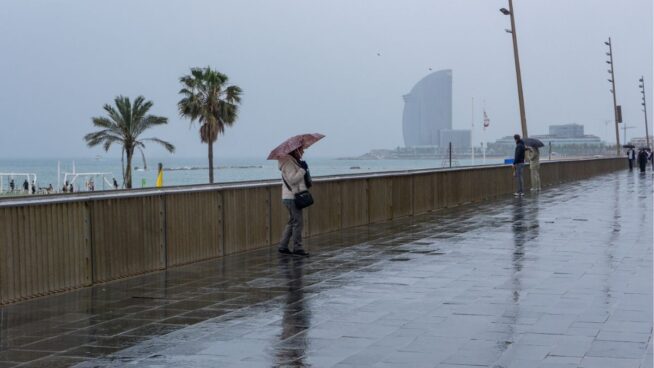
xmin=0 ymin=172 xmax=651 ymax=367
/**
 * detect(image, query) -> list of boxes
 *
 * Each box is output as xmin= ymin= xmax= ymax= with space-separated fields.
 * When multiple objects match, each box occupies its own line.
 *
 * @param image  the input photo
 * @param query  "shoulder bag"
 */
xmin=283 ymin=177 xmax=314 ymax=209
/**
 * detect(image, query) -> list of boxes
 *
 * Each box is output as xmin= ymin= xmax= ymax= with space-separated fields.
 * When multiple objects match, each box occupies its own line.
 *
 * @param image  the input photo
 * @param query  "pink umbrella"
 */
xmin=267 ymin=133 xmax=325 ymax=160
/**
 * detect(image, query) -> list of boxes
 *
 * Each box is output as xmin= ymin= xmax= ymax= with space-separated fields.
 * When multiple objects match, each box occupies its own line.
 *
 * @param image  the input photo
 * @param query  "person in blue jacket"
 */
xmin=513 ymin=134 xmax=526 ymax=196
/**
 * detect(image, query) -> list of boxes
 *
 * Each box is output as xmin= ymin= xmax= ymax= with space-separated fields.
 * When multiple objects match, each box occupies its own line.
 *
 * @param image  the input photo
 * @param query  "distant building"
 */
xmin=489 ymin=123 xmax=604 ymax=156
xmin=549 ymin=123 xmax=584 ymax=138
xmin=403 ymin=70 xmax=453 ymax=147
xmin=439 ymin=129 xmax=471 ymax=150
xmin=629 ymin=136 xmax=653 ymax=148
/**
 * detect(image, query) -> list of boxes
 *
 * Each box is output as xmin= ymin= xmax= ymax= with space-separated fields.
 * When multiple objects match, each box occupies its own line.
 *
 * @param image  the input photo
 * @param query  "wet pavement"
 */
xmin=0 ymin=171 xmax=651 ymax=368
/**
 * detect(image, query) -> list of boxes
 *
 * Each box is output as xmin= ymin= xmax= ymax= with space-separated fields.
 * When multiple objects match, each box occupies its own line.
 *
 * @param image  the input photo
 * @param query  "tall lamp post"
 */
xmin=500 ymin=0 xmax=528 ymax=138
xmin=639 ymin=77 xmax=650 ymax=149
xmin=605 ymin=38 xmax=621 ymax=155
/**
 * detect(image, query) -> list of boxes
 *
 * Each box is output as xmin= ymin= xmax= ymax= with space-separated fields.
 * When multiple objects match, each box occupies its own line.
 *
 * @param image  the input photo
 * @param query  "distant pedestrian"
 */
xmin=22 ymin=179 xmax=29 ymax=192
xmin=637 ymin=148 xmax=648 ymax=172
xmin=62 ymin=181 xmax=69 ymax=193
xmin=277 ymin=147 xmax=310 ymax=256
xmin=31 ymin=181 xmax=36 ymax=194
xmin=9 ymin=179 xmax=14 ymax=192
xmin=47 ymin=184 xmax=53 ymax=193
xmin=112 ymin=178 xmax=119 ymax=189
xmin=513 ymin=134 xmax=526 ymax=197
xmin=526 ymin=146 xmax=541 ymax=191
xmin=627 ymin=148 xmax=636 ymax=171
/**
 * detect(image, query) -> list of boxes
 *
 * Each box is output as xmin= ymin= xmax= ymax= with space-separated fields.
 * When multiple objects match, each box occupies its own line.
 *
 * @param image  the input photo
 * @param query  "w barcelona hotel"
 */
xmin=402 ymin=69 xmax=471 ymax=152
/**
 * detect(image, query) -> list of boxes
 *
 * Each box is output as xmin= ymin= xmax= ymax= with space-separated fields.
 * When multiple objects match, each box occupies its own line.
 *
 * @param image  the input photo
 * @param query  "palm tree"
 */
xmin=84 ymin=96 xmax=175 ymax=189
xmin=178 ymin=67 xmax=242 ymax=183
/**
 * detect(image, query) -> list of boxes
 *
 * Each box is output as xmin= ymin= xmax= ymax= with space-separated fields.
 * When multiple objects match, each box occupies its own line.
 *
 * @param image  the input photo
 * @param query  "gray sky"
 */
xmin=0 ymin=0 xmax=651 ymax=159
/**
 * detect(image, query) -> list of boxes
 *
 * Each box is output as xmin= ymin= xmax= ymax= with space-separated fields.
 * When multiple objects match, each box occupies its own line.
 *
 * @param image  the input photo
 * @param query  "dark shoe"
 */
xmin=278 ymin=248 xmax=292 ymax=255
xmin=293 ymin=249 xmax=310 ymax=257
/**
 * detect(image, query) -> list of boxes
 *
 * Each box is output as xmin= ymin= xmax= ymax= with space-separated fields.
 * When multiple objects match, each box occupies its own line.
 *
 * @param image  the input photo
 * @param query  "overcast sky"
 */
xmin=0 ymin=0 xmax=651 ymax=159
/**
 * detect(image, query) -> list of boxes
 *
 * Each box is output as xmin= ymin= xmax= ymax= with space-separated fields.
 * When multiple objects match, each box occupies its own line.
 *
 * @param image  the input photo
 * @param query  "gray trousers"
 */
xmin=514 ymin=163 xmax=524 ymax=193
xmin=279 ymin=199 xmax=304 ymax=251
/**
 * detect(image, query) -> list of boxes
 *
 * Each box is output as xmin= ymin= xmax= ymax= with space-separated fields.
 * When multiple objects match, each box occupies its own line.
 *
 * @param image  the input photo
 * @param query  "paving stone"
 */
xmin=579 ymin=356 xmax=641 ymax=368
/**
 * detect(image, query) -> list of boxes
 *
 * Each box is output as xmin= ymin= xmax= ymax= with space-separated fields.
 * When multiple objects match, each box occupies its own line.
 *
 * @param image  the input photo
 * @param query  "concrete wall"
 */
xmin=0 ymin=158 xmax=625 ymax=304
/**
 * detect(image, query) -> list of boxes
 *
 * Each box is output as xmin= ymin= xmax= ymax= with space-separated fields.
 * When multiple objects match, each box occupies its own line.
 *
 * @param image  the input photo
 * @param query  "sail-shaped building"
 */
xmin=402 ymin=69 xmax=453 ymax=147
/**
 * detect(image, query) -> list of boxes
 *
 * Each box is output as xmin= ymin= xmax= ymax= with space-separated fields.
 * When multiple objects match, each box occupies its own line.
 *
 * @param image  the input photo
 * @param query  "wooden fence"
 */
xmin=0 ymin=158 xmax=626 ymax=304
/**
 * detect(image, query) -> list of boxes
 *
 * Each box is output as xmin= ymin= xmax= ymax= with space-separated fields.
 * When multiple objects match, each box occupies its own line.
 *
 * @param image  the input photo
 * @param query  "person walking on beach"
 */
xmin=526 ymin=146 xmax=541 ymax=191
xmin=278 ymin=147 xmax=310 ymax=257
xmin=22 ymin=179 xmax=29 ymax=193
xmin=627 ymin=147 xmax=636 ymax=171
xmin=513 ymin=134 xmax=526 ymax=196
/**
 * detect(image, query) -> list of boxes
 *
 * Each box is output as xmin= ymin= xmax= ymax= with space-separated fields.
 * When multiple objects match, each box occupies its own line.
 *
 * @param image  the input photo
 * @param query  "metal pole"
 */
xmin=623 ymin=123 xmax=631 ymax=145
xmin=471 ymin=97 xmax=475 ymax=164
xmin=508 ymin=0 xmax=528 ymax=138
xmin=607 ymin=38 xmax=621 ymax=155
xmin=641 ymin=76 xmax=650 ymax=149
xmin=449 ymin=142 xmax=452 ymax=168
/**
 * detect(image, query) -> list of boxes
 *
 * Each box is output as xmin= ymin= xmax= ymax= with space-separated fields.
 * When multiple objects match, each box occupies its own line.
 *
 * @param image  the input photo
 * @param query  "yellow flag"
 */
xmin=155 ymin=169 xmax=163 ymax=187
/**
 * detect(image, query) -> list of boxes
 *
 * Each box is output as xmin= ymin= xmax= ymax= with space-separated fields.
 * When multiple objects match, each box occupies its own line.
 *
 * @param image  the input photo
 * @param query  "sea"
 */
xmin=0 ymin=156 xmax=504 ymax=193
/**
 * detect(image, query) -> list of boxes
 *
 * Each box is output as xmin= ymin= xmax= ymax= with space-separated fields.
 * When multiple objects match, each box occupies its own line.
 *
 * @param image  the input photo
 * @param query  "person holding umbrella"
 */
xmin=524 ymin=137 xmax=544 ymax=192
xmin=268 ymin=133 xmax=324 ymax=257
xmin=526 ymin=146 xmax=540 ymax=191
xmin=625 ymin=145 xmax=636 ymax=171
xmin=637 ymin=147 xmax=648 ymax=172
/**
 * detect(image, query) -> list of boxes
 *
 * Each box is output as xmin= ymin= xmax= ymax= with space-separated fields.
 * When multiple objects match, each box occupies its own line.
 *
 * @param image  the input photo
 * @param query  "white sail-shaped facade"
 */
xmin=402 ymin=69 xmax=452 ymax=147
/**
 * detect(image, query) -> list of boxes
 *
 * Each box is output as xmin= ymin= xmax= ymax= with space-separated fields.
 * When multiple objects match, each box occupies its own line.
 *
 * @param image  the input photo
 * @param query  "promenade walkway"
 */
xmin=0 ymin=171 xmax=651 ymax=368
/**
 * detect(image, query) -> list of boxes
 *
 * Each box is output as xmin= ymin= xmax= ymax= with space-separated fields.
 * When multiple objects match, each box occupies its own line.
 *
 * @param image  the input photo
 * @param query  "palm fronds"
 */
xmin=178 ymin=67 xmax=242 ymax=183
xmin=85 ymin=95 xmax=175 ymax=188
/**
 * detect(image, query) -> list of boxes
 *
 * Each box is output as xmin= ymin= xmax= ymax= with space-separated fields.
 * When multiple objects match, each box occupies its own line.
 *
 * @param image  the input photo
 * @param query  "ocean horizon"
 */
xmin=0 ymin=156 xmax=503 ymax=193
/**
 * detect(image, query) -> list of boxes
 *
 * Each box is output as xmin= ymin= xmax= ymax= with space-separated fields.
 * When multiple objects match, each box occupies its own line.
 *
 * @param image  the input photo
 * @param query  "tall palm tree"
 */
xmin=178 ymin=67 xmax=242 ymax=183
xmin=84 ymin=96 xmax=175 ymax=189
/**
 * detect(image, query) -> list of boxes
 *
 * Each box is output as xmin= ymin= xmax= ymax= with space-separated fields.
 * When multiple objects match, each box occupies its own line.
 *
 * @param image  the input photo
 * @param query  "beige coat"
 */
xmin=278 ymin=156 xmax=307 ymax=199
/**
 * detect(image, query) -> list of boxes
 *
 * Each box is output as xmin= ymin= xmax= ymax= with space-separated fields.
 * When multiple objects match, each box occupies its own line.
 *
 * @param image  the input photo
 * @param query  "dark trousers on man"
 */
xmin=514 ymin=163 xmax=524 ymax=194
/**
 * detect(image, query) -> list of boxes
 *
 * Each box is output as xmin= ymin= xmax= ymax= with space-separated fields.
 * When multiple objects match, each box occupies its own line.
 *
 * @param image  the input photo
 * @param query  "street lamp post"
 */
xmin=639 ymin=76 xmax=650 ymax=149
xmin=605 ymin=38 xmax=621 ymax=155
xmin=500 ymin=0 xmax=528 ymax=138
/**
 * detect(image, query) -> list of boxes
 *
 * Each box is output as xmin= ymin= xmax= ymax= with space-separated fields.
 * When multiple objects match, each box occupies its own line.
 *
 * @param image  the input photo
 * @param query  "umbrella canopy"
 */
xmin=524 ymin=137 xmax=544 ymax=148
xmin=622 ymin=144 xmax=636 ymax=149
xmin=267 ymin=133 xmax=325 ymax=160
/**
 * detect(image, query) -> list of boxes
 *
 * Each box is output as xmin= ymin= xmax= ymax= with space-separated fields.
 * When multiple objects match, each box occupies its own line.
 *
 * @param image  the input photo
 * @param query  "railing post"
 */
xmin=449 ymin=142 xmax=452 ymax=168
xmin=159 ymin=195 xmax=167 ymax=269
